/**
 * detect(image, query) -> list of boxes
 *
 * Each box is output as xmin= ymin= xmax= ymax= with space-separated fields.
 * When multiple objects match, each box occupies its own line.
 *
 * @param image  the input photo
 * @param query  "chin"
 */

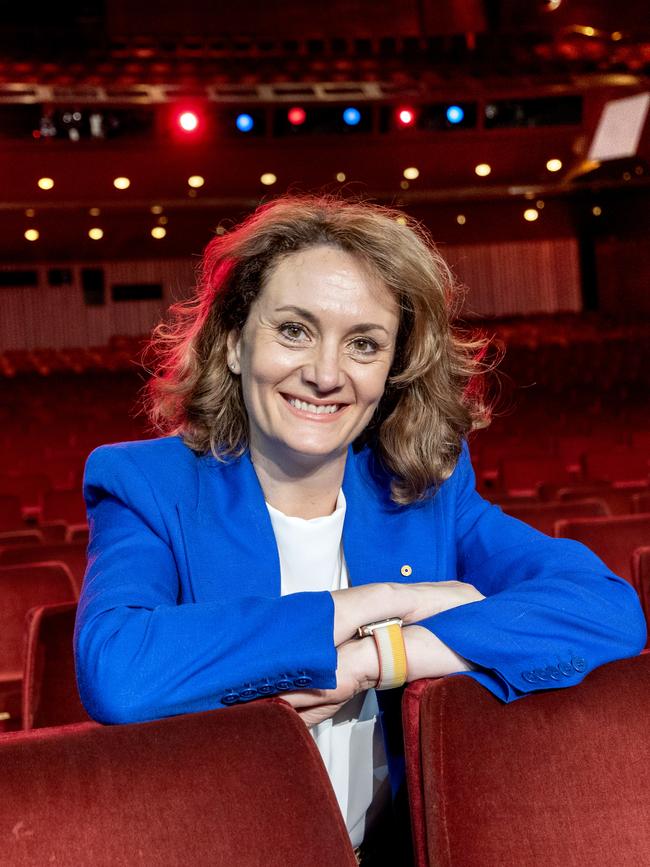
xmin=282 ymin=439 xmax=347 ymax=462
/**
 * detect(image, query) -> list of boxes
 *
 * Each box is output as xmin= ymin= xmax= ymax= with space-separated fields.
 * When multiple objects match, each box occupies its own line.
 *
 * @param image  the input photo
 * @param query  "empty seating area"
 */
xmin=0 ymin=314 xmax=649 ymax=864
xmin=0 ymin=368 xmax=147 ymax=731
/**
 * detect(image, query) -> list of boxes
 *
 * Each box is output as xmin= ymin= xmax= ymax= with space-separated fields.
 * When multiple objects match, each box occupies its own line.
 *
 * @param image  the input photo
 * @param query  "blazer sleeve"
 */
xmin=417 ymin=443 xmax=647 ymax=701
xmin=74 ymin=446 xmax=337 ymax=725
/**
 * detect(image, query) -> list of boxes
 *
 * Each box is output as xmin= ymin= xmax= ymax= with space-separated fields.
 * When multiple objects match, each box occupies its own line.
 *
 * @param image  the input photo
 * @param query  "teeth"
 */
xmin=288 ymin=398 xmax=340 ymax=415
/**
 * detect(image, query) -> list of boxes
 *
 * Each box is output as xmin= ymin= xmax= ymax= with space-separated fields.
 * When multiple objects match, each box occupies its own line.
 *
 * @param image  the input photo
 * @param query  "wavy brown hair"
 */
xmin=144 ymin=194 xmax=492 ymax=504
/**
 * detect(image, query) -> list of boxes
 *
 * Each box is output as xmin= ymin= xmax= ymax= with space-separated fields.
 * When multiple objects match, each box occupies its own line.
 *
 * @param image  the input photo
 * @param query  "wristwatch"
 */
xmin=357 ymin=617 xmax=407 ymax=691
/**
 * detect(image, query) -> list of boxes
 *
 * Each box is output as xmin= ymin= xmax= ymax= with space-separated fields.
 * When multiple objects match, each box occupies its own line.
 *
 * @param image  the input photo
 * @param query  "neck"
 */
xmin=250 ymin=447 xmax=347 ymax=519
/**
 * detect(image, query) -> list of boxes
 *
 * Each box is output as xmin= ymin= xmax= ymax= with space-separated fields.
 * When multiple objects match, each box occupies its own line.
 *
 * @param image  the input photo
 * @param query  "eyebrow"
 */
xmin=274 ymin=305 xmax=392 ymax=336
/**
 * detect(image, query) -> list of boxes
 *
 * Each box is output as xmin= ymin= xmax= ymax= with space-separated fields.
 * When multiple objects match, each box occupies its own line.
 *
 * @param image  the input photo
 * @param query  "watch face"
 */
xmin=359 ymin=618 xmax=403 ymax=637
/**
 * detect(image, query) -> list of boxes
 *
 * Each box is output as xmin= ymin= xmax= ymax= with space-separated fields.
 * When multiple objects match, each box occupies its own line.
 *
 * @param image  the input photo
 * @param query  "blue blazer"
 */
xmin=75 ymin=436 xmax=645 ymax=785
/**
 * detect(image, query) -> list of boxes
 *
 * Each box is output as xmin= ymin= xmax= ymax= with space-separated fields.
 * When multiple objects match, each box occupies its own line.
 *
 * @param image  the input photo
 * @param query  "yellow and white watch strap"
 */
xmin=357 ymin=617 xmax=407 ymax=691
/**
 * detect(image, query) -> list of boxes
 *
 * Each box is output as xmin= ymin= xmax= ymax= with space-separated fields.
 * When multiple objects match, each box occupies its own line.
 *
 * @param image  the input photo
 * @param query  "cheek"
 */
xmin=244 ymin=341 xmax=295 ymax=391
xmin=358 ymin=366 xmax=391 ymax=407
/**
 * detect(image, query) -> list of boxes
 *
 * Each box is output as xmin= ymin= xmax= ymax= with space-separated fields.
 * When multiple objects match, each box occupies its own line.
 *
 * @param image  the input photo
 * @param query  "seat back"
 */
xmin=0 ymin=542 xmax=87 ymax=593
xmin=41 ymin=488 xmax=87 ymax=524
xmin=0 ymin=562 xmax=77 ymax=729
xmin=554 ymin=513 xmax=650 ymax=583
xmin=502 ymin=498 xmax=608 ymax=536
xmin=403 ymin=655 xmax=650 ymax=867
xmin=0 ymin=562 xmax=78 ymax=676
xmin=498 ymin=455 xmax=573 ymax=496
xmin=0 ymin=493 xmax=24 ymax=531
xmin=22 ymin=602 xmax=90 ymax=730
xmin=633 ymin=491 xmax=650 ymax=514
xmin=583 ymin=448 xmax=649 ymax=484
xmin=0 ymin=701 xmax=358 ymax=866
xmin=557 ymin=483 xmax=646 ymax=515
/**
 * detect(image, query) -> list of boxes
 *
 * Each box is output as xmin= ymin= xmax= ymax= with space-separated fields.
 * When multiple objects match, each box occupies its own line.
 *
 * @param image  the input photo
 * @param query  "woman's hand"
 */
xmin=282 ymin=636 xmax=379 ymax=728
xmin=331 ymin=580 xmax=485 ymax=644
xmin=286 ymin=581 xmax=484 ymax=727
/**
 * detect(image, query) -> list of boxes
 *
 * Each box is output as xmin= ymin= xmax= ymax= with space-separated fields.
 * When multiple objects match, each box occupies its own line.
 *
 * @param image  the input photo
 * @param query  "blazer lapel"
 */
xmin=342 ymin=447 xmax=446 ymax=588
xmin=176 ymin=452 xmax=281 ymax=601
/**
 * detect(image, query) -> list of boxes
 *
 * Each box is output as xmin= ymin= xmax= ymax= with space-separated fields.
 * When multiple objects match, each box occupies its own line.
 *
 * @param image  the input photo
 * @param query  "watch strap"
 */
xmin=358 ymin=618 xmax=407 ymax=691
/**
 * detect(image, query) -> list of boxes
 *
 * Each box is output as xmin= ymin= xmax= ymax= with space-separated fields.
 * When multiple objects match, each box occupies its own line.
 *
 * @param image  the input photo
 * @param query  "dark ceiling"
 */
xmin=0 ymin=0 xmax=647 ymax=261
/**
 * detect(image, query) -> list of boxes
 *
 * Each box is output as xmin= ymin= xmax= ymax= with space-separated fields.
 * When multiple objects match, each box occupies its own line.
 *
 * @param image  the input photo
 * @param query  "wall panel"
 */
xmin=444 ymin=238 xmax=581 ymax=317
xmin=0 ymin=240 xmax=581 ymax=351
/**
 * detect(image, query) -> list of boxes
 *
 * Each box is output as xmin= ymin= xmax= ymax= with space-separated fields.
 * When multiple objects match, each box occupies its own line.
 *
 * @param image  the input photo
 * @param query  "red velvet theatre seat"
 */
xmin=0 ymin=562 xmax=77 ymax=731
xmin=553 ymin=513 xmax=650 ymax=584
xmin=402 ymin=654 xmax=650 ymax=867
xmin=22 ymin=602 xmax=90 ymax=730
xmin=0 ymin=700 xmax=358 ymax=866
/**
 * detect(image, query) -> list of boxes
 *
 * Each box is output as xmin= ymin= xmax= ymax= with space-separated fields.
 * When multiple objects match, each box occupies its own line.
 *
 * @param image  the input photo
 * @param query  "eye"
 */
xmin=279 ymin=322 xmax=308 ymax=342
xmin=350 ymin=337 xmax=379 ymax=355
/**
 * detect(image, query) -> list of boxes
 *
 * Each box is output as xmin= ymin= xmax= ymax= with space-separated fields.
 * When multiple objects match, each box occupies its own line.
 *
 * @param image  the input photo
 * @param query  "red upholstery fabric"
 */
xmin=402 ymin=679 xmax=431 ymax=867
xmin=633 ymin=492 xmax=650 ymax=513
xmin=0 ymin=701 xmax=358 ymax=866
xmin=0 ymin=542 xmax=88 ymax=593
xmin=498 ymin=455 xmax=574 ymax=496
xmin=403 ymin=655 xmax=650 ymax=867
xmin=558 ymin=483 xmax=648 ymax=515
xmin=66 ymin=524 xmax=89 ymax=544
xmin=0 ymin=473 xmax=51 ymax=510
xmin=0 ymin=529 xmax=44 ymax=547
xmin=554 ymin=513 xmax=650 ymax=583
xmin=41 ymin=488 xmax=87 ymax=524
xmin=501 ymin=498 xmax=608 ymax=536
xmin=0 ymin=493 xmax=24 ymax=531
xmin=0 ymin=563 xmax=77 ymax=729
xmin=583 ymin=449 xmax=649 ymax=484
xmin=22 ymin=602 xmax=90 ymax=730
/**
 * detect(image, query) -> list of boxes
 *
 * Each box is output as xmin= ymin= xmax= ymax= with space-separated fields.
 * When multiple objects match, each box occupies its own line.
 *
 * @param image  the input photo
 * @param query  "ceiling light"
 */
xmin=475 ymin=163 xmax=491 ymax=177
xmin=38 ymin=177 xmax=54 ymax=190
xmin=113 ymin=177 xmax=131 ymax=190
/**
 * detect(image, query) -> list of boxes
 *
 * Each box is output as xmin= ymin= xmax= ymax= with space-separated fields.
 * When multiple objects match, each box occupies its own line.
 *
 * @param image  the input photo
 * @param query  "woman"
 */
xmin=75 ymin=196 xmax=645 ymax=859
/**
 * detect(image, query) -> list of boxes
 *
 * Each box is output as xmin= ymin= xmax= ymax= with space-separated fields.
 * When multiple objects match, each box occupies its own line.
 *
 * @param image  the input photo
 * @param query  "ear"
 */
xmin=226 ymin=328 xmax=242 ymax=374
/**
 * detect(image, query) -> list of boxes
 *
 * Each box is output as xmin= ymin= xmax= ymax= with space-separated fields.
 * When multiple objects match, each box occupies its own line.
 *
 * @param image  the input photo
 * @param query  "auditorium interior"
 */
xmin=1 ymin=2 xmax=650 ymax=864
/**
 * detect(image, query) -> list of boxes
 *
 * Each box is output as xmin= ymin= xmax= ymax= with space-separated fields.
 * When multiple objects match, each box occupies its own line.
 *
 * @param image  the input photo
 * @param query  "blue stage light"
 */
xmin=236 ymin=113 xmax=254 ymax=132
xmin=342 ymin=107 xmax=361 ymax=126
xmin=446 ymin=105 xmax=464 ymax=124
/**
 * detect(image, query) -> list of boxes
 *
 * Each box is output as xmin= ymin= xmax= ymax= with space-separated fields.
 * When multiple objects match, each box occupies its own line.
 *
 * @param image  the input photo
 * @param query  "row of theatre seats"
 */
xmin=1 ymin=317 xmax=650 ymax=865
xmin=3 ymin=635 xmax=650 ymax=865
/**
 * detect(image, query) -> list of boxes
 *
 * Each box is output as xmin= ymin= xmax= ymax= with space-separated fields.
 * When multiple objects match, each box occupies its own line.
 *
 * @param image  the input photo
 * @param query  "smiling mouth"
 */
xmin=283 ymin=395 xmax=345 ymax=415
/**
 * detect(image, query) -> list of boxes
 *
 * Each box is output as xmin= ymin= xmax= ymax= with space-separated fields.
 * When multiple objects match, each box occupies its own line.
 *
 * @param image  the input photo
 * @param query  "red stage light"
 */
xmin=288 ymin=107 xmax=307 ymax=126
xmin=397 ymin=107 xmax=416 ymax=127
xmin=178 ymin=111 xmax=200 ymax=132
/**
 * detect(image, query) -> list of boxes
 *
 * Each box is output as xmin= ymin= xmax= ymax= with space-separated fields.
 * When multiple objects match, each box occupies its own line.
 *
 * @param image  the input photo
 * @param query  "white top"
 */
xmin=266 ymin=491 xmax=391 ymax=847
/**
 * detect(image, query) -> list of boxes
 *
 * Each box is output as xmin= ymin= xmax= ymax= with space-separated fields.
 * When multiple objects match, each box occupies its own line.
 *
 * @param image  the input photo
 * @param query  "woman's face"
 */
xmin=227 ymin=244 xmax=400 ymax=473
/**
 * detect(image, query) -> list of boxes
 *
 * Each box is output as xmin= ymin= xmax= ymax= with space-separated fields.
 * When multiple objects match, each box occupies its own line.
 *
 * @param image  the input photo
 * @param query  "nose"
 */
xmin=301 ymin=341 xmax=346 ymax=393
